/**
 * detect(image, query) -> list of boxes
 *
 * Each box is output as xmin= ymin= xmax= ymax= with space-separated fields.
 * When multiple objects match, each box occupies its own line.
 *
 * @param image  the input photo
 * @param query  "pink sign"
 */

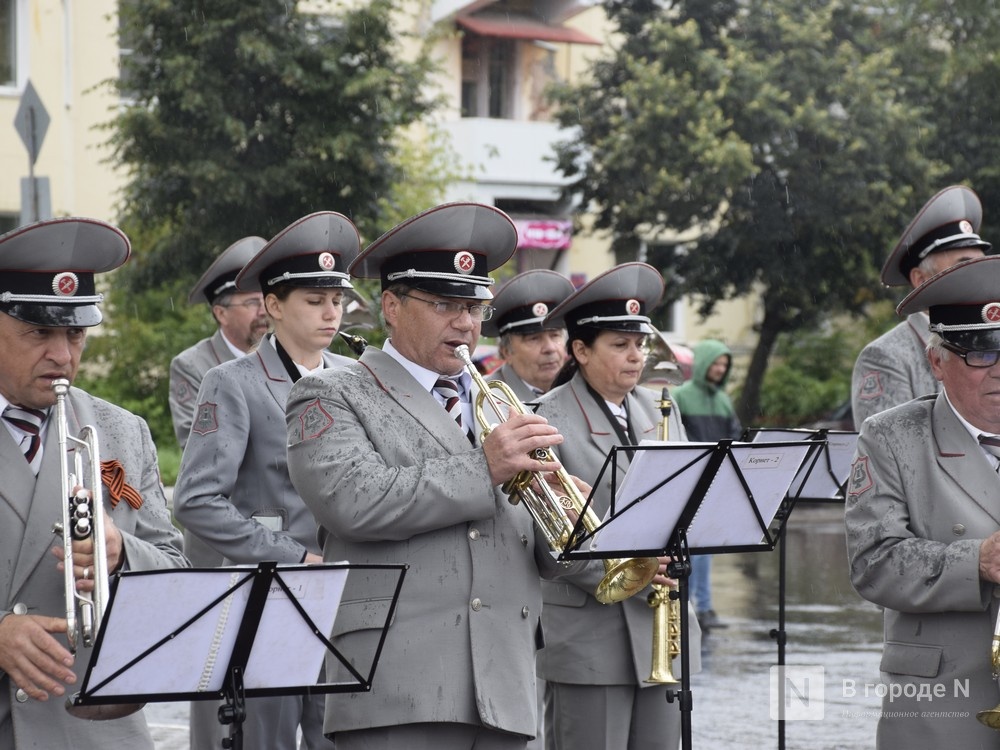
xmin=514 ymin=219 xmax=572 ymax=250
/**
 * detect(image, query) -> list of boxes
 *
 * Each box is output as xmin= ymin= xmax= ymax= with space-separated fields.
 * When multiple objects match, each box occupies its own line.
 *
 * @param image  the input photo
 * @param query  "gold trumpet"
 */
xmin=977 ymin=606 xmax=1000 ymax=728
xmin=454 ymin=345 xmax=659 ymax=604
xmin=646 ymin=386 xmax=681 ymax=684
xmin=52 ymin=378 xmax=142 ymax=720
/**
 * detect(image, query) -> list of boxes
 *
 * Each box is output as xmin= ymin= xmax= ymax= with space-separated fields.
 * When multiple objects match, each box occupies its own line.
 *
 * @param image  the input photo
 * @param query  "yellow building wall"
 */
xmin=0 ymin=0 xmax=123 ymax=224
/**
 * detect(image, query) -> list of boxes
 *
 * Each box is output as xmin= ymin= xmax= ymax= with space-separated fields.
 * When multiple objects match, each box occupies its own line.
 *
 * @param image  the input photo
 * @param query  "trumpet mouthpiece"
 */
xmin=454 ymin=345 xmax=472 ymax=364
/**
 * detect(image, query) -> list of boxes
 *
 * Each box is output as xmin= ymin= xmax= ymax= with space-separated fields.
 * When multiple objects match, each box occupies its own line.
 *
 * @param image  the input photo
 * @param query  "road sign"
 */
xmin=14 ymin=80 xmax=50 ymax=167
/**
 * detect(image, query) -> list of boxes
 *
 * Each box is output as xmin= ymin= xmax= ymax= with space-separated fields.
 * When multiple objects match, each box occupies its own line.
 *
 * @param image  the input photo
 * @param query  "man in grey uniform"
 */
xmin=852 ymin=185 xmax=991 ymax=428
xmin=168 ymin=235 xmax=268 ymax=447
xmin=482 ymin=269 xmax=574 ymax=402
xmin=0 ymin=217 xmax=187 ymax=749
xmin=846 ymin=254 xmax=1000 ymax=748
xmin=286 ymin=202 xmax=598 ymax=750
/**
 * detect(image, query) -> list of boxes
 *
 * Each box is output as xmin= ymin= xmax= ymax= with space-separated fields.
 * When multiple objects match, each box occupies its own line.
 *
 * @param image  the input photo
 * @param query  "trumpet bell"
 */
xmin=979 ymin=707 xmax=1000 ymax=729
xmin=66 ymin=696 xmax=144 ymax=721
xmin=595 ymin=557 xmax=660 ymax=605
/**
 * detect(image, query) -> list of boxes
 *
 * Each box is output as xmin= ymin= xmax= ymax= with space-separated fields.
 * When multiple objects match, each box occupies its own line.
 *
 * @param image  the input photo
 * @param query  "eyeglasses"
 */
xmin=220 ymin=298 xmax=264 ymax=310
xmin=398 ymin=293 xmax=495 ymax=322
xmin=941 ymin=341 xmax=1000 ymax=368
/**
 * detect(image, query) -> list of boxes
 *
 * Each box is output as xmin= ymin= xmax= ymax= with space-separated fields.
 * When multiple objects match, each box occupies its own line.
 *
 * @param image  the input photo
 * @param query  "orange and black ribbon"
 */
xmin=100 ymin=459 xmax=143 ymax=509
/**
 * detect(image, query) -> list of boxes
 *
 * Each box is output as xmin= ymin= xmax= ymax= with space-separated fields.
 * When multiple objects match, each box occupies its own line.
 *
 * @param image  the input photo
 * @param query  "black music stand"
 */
xmin=70 ymin=561 xmax=406 ymax=750
xmin=559 ymin=439 xmax=820 ymax=750
xmin=745 ymin=427 xmax=857 ymax=750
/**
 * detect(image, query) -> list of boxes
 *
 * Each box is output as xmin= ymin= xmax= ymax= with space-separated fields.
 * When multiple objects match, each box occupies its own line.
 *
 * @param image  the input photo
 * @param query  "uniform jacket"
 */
xmin=851 ymin=313 xmax=938 ymax=429
xmin=0 ymin=387 xmax=187 ymax=749
xmin=534 ymin=372 xmax=701 ymax=686
xmin=173 ymin=340 xmax=350 ymax=565
xmin=169 ymin=329 xmax=234 ymax=447
xmin=846 ymin=393 xmax=1000 ymax=748
xmin=488 ymin=362 xmax=539 ymax=404
xmin=285 ymin=345 xmax=589 ymax=738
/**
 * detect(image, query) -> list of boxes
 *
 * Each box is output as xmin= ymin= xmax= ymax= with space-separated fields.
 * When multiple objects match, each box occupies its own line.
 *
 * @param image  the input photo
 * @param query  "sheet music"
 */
xmin=591 ymin=440 xmax=813 ymax=553
xmin=750 ymin=429 xmax=858 ymax=499
xmin=83 ymin=564 xmax=349 ymax=698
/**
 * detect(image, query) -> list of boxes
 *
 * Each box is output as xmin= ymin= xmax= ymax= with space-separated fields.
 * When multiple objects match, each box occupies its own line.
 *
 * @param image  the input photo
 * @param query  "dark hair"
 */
xmin=550 ymin=326 xmax=602 ymax=388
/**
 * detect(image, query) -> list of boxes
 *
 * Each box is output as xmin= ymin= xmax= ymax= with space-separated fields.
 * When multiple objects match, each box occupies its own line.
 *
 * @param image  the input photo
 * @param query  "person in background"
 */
xmin=480 ymin=268 xmax=574 ymax=750
xmin=535 ymin=262 xmax=701 ymax=750
xmin=168 ymin=235 xmax=268 ymax=447
xmin=0 ymin=217 xmax=188 ymax=749
xmin=670 ymin=338 xmax=741 ymax=633
xmin=285 ymin=202 xmax=598 ymax=750
xmin=483 ymin=269 xmax=574 ymax=401
xmin=173 ymin=211 xmax=359 ymax=750
xmin=167 ymin=234 xmax=267 ymax=750
xmin=852 ymin=185 xmax=991 ymax=429
xmin=846 ymin=254 xmax=1000 ymax=748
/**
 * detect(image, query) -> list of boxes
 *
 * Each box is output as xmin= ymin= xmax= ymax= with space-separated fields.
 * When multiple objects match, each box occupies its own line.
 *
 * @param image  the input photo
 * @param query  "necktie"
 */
xmin=434 ymin=378 xmax=474 ymax=444
xmin=3 ymin=405 xmax=47 ymax=474
xmin=978 ymin=434 xmax=1000 ymax=472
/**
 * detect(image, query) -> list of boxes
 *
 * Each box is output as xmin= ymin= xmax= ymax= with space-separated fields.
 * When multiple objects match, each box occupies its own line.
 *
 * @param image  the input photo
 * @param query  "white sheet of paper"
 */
xmin=750 ymin=429 xmax=857 ymax=499
xmin=591 ymin=440 xmax=813 ymax=553
xmin=83 ymin=564 xmax=349 ymax=698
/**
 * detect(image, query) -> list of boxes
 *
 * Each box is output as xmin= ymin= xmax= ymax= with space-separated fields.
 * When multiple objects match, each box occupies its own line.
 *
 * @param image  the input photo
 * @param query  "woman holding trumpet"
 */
xmin=534 ymin=263 xmax=701 ymax=750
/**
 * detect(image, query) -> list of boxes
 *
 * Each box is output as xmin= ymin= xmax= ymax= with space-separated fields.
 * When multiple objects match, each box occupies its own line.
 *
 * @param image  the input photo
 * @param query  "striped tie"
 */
xmin=4 ymin=405 xmax=47 ymax=474
xmin=434 ymin=377 xmax=474 ymax=444
xmin=979 ymin=434 xmax=1000 ymax=468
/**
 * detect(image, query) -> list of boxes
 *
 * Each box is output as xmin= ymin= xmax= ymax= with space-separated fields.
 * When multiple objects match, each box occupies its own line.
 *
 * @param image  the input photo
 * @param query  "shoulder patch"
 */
xmin=298 ymin=399 xmax=334 ymax=441
xmin=191 ymin=402 xmax=219 ymax=436
xmin=856 ymin=371 xmax=883 ymax=401
xmin=848 ymin=455 xmax=873 ymax=497
xmin=171 ymin=377 xmax=194 ymax=404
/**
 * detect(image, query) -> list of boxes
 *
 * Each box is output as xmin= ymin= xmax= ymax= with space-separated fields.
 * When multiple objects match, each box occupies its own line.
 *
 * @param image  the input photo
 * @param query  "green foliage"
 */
xmin=755 ymin=325 xmax=860 ymax=427
xmin=107 ymin=0 xmax=440 ymax=294
xmin=553 ymin=0 xmax=943 ymax=422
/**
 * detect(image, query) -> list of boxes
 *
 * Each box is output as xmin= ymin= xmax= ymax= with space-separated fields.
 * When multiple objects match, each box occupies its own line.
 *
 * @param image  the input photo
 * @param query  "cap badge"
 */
xmin=982 ymin=302 xmax=1000 ymax=324
xmin=532 ymin=302 xmax=549 ymax=317
xmin=626 ymin=299 xmax=641 ymax=315
xmin=318 ymin=252 xmax=336 ymax=271
xmin=454 ymin=251 xmax=476 ymax=275
xmin=52 ymin=272 xmax=79 ymax=297
xmin=960 ymin=219 xmax=974 ymax=234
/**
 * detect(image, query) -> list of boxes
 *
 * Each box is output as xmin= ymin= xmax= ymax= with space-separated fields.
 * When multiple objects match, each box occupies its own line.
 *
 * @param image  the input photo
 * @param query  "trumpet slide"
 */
xmin=454 ymin=345 xmax=659 ymax=604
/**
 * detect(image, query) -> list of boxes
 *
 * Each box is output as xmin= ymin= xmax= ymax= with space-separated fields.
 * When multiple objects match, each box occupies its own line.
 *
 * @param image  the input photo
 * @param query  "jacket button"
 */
xmin=521 ymin=606 xmax=530 ymax=618
xmin=468 ymin=528 xmax=480 ymax=541
xmin=521 ymin=534 xmax=529 ymax=547
xmin=471 ymin=598 xmax=482 ymax=611
xmin=12 ymin=602 xmax=27 ymax=615
xmin=15 ymin=688 xmax=27 ymax=703
xmin=953 ymin=524 xmax=966 ymax=536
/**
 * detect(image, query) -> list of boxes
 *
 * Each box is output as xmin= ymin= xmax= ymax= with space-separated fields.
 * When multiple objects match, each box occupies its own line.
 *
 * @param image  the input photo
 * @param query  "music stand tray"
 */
xmin=71 ymin=561 xmax=406 ymax=749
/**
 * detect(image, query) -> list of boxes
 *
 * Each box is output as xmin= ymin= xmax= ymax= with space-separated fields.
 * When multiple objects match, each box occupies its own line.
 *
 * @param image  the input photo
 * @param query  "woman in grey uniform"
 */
xmin=172 ymin=211 xmax=360 ymax=750
xmin=534 ymin=262 xmax=700 ymax=750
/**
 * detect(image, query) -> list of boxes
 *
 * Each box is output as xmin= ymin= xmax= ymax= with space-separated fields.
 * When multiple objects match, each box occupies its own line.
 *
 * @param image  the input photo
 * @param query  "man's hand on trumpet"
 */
xmin=482 ymin=412 xmax=563 ymax=486
xmin=49 ymin=492 xmax=125 ymax=591
xmin=0 ymin=611 xmax=76 ymax=702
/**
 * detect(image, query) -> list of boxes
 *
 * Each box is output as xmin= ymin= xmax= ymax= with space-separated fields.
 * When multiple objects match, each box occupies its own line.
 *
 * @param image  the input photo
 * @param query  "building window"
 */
xmin=461 ymin=35 xmax=515 ymax=119
xmin=0 ymin=0 xmax=17 ymax=88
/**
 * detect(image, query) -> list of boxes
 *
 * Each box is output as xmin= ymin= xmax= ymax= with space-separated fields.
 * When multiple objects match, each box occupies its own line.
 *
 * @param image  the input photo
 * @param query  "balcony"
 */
xmin=442 ymin=117 xmax=575 ymax=203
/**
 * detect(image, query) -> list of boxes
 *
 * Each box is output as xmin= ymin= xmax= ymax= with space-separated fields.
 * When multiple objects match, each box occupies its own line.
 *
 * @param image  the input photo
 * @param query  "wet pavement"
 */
xmin=145 ymin=503 xmax=883 ymax=749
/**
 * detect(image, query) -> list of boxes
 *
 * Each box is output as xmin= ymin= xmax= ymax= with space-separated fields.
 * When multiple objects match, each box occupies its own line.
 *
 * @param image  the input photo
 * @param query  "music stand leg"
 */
xmin=769 ymin=516 xmax=789 ymax=750
xmin=219 ymin=665 xmax=246 ymax=750
xmin=667 ymin=557 xmax=694 ymax=750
